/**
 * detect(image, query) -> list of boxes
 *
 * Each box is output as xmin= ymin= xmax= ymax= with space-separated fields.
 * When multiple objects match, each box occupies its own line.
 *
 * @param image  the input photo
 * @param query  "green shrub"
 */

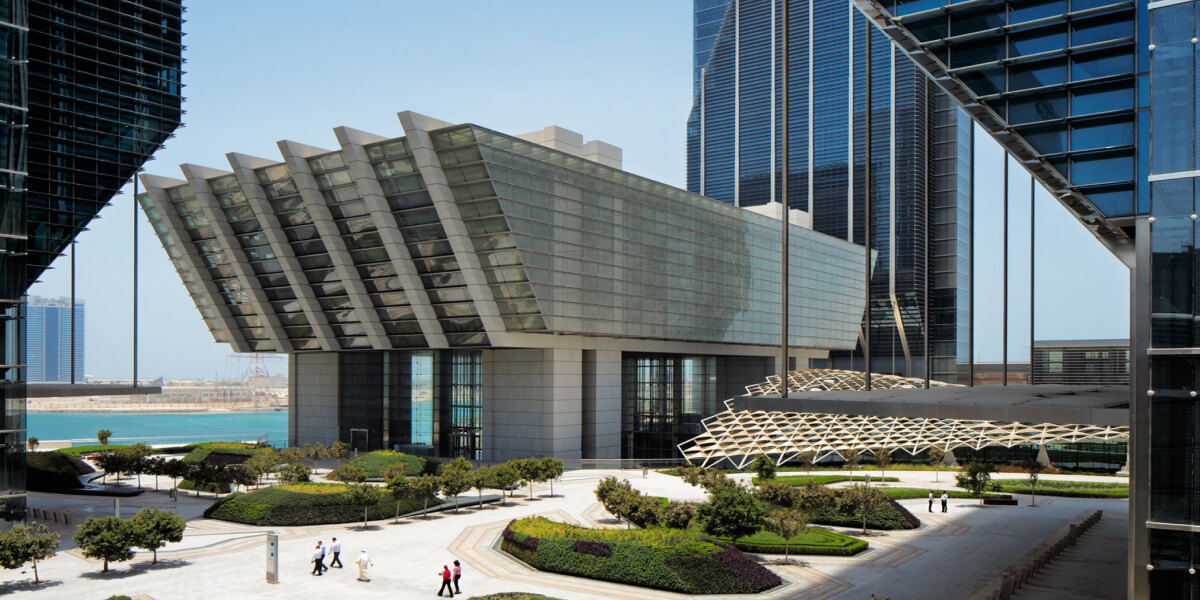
xmin=204 ymin=482 xmax=439 ymax=526
xmin=880 ymin=487 xmax=1010 ymax=500
xmin=326 ymin=450 xmax=425 ymax=480
xmin=721 ymin=527 xmax=868 ymax=556
xmin=54 ymin=445 xmax=129 ymax=458
xmin=26 ymin=451 xmax=91 ymax=490
xmin=104 ymin=596 xmax=132 ymax=600
xmin=810 ymin=493 xmax=919 ymax=530
xmin=178 ymin=479 xmax=231 ymax=494
xmin=993 ymin=479 xmax=1128 ymax=498
xmin=766 ymin=475 xmax=900 ymax=486
xmin=467 ymin=595 xmax=564 ymax=600
xmin=501 ymin=517 xmax=780 ymax=594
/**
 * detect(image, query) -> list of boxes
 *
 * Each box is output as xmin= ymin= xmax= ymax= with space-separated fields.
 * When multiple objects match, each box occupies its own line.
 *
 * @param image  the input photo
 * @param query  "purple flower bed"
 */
xmin=572 ymin=540 xmax=612 ymax=557
xmin=711 ymin=548 xmax=783 ymax=592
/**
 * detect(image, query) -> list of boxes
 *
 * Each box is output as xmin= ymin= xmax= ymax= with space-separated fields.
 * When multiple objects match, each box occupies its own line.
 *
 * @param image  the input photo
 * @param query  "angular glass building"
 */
xmin=0 ymin=0 xmax=183 ymax=525
xmin=687 ymin=0 xmax=974 ymax=383
xmin=140 ymin=111 xmax=870 ymax=461
xmin=850 ymin=0 xmax=1189 ymax=597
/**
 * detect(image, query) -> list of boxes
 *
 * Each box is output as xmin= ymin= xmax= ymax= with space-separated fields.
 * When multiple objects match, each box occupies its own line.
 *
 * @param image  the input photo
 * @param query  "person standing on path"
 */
xmin=329 ymin=537 xmax=343 ymax=568
xmin=312 ymin=541 xmax=326 ymax=576
xmin=941 ymin=491 xmax=949 ymax=513
xmin=928 ymin=490 xmax=934 ymax=512
xmin=356 ymin=550 xmax=373 ymax=582
xmin=437 ymin=564 xmax=455 ymax=597
xmin=453 ymin=559 xmax=462 ymax=593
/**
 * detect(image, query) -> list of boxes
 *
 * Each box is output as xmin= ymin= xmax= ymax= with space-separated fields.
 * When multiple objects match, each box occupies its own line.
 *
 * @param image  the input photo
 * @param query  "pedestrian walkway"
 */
xmin=1012 ymin=512 xmax=1127 ymax=600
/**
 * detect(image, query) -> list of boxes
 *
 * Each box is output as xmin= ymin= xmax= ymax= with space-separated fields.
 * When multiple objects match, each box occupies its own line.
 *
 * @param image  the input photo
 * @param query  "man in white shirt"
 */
xmin=940 ymin=491 xmax=949 ymax=513
xmin=312 ymin=541 xmax=326 ymax=575
xmin=329 ymin=537 xmax=343 ymax=568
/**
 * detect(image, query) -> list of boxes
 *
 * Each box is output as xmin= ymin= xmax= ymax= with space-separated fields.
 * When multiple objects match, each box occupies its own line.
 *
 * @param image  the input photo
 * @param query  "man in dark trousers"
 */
xmin=928 ymin=490 xmax=934 ymax=513
xmin=329 ymin=537 xmax=343 ymax=568
xmin=941 ymin=491 xmax=949 ymax=513
xmin=438 ymin=564 xmax=455 ymax=597
xmin=312 ymin=541 xmax=326 ymax=575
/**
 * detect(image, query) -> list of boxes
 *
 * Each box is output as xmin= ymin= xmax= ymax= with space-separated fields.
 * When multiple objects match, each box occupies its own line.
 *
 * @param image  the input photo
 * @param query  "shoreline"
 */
xmin=28 ymin=406 xmax=288 ymax=415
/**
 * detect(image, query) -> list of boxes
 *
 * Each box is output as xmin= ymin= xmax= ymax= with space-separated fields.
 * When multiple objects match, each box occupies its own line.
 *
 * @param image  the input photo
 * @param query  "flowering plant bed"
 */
xmin=500 ymin=517 xmax=781 ymax=594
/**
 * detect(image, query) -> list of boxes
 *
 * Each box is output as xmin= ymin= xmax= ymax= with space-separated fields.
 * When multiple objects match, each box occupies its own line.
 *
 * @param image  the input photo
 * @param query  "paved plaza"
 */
xmin=0 ymin=469 xmax=1127 ymax=600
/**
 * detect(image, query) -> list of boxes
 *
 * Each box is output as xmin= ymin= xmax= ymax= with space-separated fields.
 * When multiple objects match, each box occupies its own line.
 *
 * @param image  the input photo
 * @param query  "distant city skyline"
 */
xmin=26 ymin=1 xmax=1127 ymax=380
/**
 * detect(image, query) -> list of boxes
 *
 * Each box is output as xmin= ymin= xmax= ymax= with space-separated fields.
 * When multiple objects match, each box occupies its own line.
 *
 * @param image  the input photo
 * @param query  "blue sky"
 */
xmin=27 ymin=1 xmax=1127 ymax=379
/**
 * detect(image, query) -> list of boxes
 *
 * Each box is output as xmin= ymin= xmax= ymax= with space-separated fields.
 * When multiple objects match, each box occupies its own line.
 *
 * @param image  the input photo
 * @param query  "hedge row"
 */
xmin=54 ymin=445 xmax=130 ymax=458
xmin=26 ymin=451 xmax=93 ymax=490
xmin=768 ymin=475 xmax=900 ymax=486
xmin=327 ymin=450 xmax=430 ymax=480
xmin=182 ymin=443 xmax=263 ymax=465
xmin=204 ymin=482 xmax=437 ymax=526
xmin=722 ymin=527 xmax=868 ymax=556
xmin=500 ymin=517 xmax=780 ymax=594
xmin=881 ymin=487 xmax=1011 ymax=500
xmin=994 ymin=480 xmax=1128 ymax=498
xmin=467 ymin=595 xmax=564 ymax=600
xmin=812 ymin=495 xmax=921 ymax=530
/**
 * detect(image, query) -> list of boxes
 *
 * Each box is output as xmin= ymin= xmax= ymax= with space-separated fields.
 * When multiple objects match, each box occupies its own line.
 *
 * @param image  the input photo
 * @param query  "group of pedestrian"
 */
xmin=311 ymin=537 xmax=375 ymax=582
xmin=437 ymin=560 xmax=463 ymax=597
xmin=927 ymin=490 xmax=950 ymax=513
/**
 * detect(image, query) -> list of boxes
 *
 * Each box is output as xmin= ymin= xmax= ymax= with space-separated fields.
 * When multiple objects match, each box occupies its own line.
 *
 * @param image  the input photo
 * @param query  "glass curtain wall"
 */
xmin=622 ymin=354 xmax=717 ymax=459
xmin=0 ymin=0 xmax=25 ymax=528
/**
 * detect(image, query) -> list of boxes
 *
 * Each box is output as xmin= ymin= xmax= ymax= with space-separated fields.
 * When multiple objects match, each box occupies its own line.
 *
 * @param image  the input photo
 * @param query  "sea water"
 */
xmin=26 ymin=411 xmax=288 ymax=446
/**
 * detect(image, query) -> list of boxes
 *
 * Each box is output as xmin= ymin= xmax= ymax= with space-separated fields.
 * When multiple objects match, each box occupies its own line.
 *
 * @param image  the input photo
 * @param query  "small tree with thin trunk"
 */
xmin=333 ymin=464 xmax=366 ymax=483
xmin=74 ymin=517 xmax=135 ymax=573
xmin=955 ymin=462 xmax=995 ymax=505
xmin=439 ymin=457 xmax=473 ymax=512
xmin=844 ymin=452 xmax=860 ymax=475
xmin=304 ymin=443 xmax=326 ymax=473
xmin=413 ymin=474 xmax=440 ymax=519
xmin=839 ymin=483 xmax=888 ymax=535
xmin=796 ymin=451 xmax=816 ymax=476
xmin=541 ymin=457 xmax=565 ymax=496
xmin=25 ymin=437 xmax=38 ymax=452
xmin=279 ymin=446 xmax=304 ymax=469
xmin=1023 ymin=457 xmax=1044 ymax=507
xmin=344 ymin=483 xmax=382 ymax=528
xmin=752 ymin=454 xmax=777 ymax=481
xmin=0 ymin=523 xmax=59 ymax=583
xmin=470 ymin=465 xmax=493 ymax=509
xmin=928 ymin=447 xmax=947 ymax=483
xmin=678 ymin=464 xmax=708 ymax=487
xmin=514 ymin=458 xmax=543 ymax=500
xmin=328 ymin=441 xmax=350 ymax=466
xmin=96 ymin=429 xmax=112 ymax=448
xmin=491 ymin=463 xmax=518 ymax=505
xmin=697 ymin=485 xmax=767 ymax=541
xmin=130 ymin=508 xmax=185 ymax=564
xmin=764 ymin=507 xmax=807 ymax=563
xmin=873 ymin=447 xmax=891 ymax=484
xmin=386 ymin=475 xmax=411 ymax=522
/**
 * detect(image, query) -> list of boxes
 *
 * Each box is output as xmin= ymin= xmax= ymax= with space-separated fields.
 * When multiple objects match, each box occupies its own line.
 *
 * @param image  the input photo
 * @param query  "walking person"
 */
xmin=356 ymin=550 xmax=374 ymax=582
xmin=329 ymin=537 xmax=343 ymax=568
xmin=453 ymin=559 xmax=463 ymax=594
xmin=437 ymin=564 xmax=455 ymax=597
xmin=928 ymin=490 xmax=934 ymax=513
xmin=312 ymin=541 xmax=325 ymax=576
xmin=941 ymin=491 xmax=949 ymax=513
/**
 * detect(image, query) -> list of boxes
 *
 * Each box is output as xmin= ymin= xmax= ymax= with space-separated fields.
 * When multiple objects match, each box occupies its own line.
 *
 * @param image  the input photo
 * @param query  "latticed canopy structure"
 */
xmin=678 ymin=369 xmax=1130 ymax=469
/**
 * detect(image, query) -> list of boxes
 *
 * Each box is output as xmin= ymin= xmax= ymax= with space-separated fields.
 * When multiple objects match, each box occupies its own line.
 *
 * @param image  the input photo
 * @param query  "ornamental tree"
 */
xmin=412 ymin=474 xmax=441 ymax=519
xmin=130 ymin=508 xmax=185 ymax=563
xmin=74 ymin=517 xmax=135 ymax=572
xmin=752 ymin=454 xmax=777 ymax=481
xmin=697 ymin=485 xmax=767 ymax=541
xmin=541 ymin=457 xmax=565 ymax=496
xmin=955 ymin=462 xmax=996 ymax=505
xmin=764 ymin=507 xmax=807 ymax=562
xmin=927 ymin=447 xmax=947 ymax=483
xmin=1024 ymin=457 xmax=1044 ymax=507
xmin=0 ymin=523 xmax=59 ymax=583
xmin=491 ymin=463 xmax=519 ymax=505
xmin=439 ymin=457 xmax=473 ymax=512
xmin=344 ymin=483 xmax=382 ymax=528
xmin=386 ymin=475 xmax=411 ymax=522
xmin=840 ymin=483 xmax=888 ymax=534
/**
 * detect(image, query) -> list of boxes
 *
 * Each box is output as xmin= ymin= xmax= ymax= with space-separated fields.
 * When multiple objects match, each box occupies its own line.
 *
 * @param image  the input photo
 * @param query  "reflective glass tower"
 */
xmin=25 ymin=296 xmax=84 ymax=383
xmin=687 ymin=0 xmax=974 ymax=382
xmin=851 ymin=0 xmax=1195 ymax=597
xmin=0 ymin=0 xmax=183 ymax=526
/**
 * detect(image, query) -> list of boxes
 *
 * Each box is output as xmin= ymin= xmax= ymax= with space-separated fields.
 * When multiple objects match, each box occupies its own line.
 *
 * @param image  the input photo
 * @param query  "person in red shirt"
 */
xmin=437 ymin=564 xmax=454 ymax=597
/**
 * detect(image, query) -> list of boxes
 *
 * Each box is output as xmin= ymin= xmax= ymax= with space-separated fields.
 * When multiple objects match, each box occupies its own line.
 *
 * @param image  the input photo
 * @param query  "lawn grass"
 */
xmin=205 ymin=482 xmax=439 ymax=526
xmin=994 ymin=479 xmax=1128 ymax=498
xmin=765 ymin=475 xmax=900 ymax=486
xmin=327 ymin=450 xmax=425 ymax=480
xmin=720 ymin=526 xmax=868 ymax=556
xmin=55 ymin=444 xmax=130 ymax=458
xmin=880 ymin=487 xmax=1010 ymax=500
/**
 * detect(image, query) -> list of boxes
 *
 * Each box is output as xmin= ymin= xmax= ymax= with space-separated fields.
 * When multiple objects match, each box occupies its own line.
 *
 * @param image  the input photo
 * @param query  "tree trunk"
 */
xmin=528 ymin=480 xmax=534 ymax=500
xmin=32 ymin=559 xmax=39 ymax=583
xmin=550 ymin=478 xmax=554 ymax=496
xmin=423 ymin=499 xmax=429 ymax=519
xmin=153 ymin=548 xmax=158 ymax=564
xmin=454 ymin=495 xmax=459 ymax=513
xmin=364 ymin=507 xmax=369 ymax=529
xmin=103 ymin=558 xmax=109 ymax=573
xmin=477 ymin=490 xmax=482 ymax=509
xmin=395 ymin=501 xmax=401 ymax=523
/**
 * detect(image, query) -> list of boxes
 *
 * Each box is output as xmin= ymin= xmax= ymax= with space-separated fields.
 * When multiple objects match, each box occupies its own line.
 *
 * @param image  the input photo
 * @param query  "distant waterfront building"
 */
xmin=25 ymin=296 xmax=85 ymax=383
xmin=687 ymin=0 xmax=974 ymax=382
xmin=140 ymin=111 xmax=871 ymax=461
xmin=1032 ymin=339 xmax=1129 ymax=386
xmin=0 ymin=1 xmax=184 ymax=524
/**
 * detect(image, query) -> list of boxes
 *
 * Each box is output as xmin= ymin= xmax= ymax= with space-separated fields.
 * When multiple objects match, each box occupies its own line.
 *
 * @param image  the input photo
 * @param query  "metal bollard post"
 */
xmin=266 ymin=531 xmax=279 ymax=583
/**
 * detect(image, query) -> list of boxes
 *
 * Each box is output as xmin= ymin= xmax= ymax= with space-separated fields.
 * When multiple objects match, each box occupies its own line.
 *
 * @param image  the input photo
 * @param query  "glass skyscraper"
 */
xmin=25 ymin=296 xmax=84 ymax=383
xmin=0 ymin=0 xmax=183 ymax=526
xmin=852 ymin=0 xmax=1195 ymax=597
xmin=687 ymin=0 xmax=973 ymax=382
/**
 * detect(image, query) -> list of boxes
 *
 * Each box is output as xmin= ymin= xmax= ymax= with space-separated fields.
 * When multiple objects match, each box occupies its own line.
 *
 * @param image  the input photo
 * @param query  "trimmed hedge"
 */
xmin=327 ymin=450 xmax=428 ymax=480
xmin=721 ymin=527 xmax=868 ymax=556
xmin=26 ymin=451 xmax=93 ymax=490
xmin=767 ymin=475 xmax=900 ymax=486
xmin=204 ymin=482 xmax=438 ymax=526
xmin=54 ymin=445 xmax=130 ymax=458
xmin=993 ymin=479 xmax=1128 ymax=498
xmin=812 ymin=494 xmax=921 ymax=530
xmin=179 ymin=479 xmax=231 ymax=494
xmin=881 ymin=487 xmax=1010 ymax=500
xmin=500 ymin=517 xmax=780 ymax=594
xmin=468 ymin=595 xmax=564 ymax=600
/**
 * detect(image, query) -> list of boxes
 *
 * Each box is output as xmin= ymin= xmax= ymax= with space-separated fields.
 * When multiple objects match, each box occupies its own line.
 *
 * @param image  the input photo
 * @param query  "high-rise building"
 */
xmin=0 ymin=0 xmax=183 ymax=524
xmin=687 ymin=0 xmax=973 ymax=382
xmin=141 ymin=111 xmax=870 ymax=461
xmin=845 ymin=0 xmax=1189 ymax=596
xmin=25 ymin=296 xmax=85 ymax=383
